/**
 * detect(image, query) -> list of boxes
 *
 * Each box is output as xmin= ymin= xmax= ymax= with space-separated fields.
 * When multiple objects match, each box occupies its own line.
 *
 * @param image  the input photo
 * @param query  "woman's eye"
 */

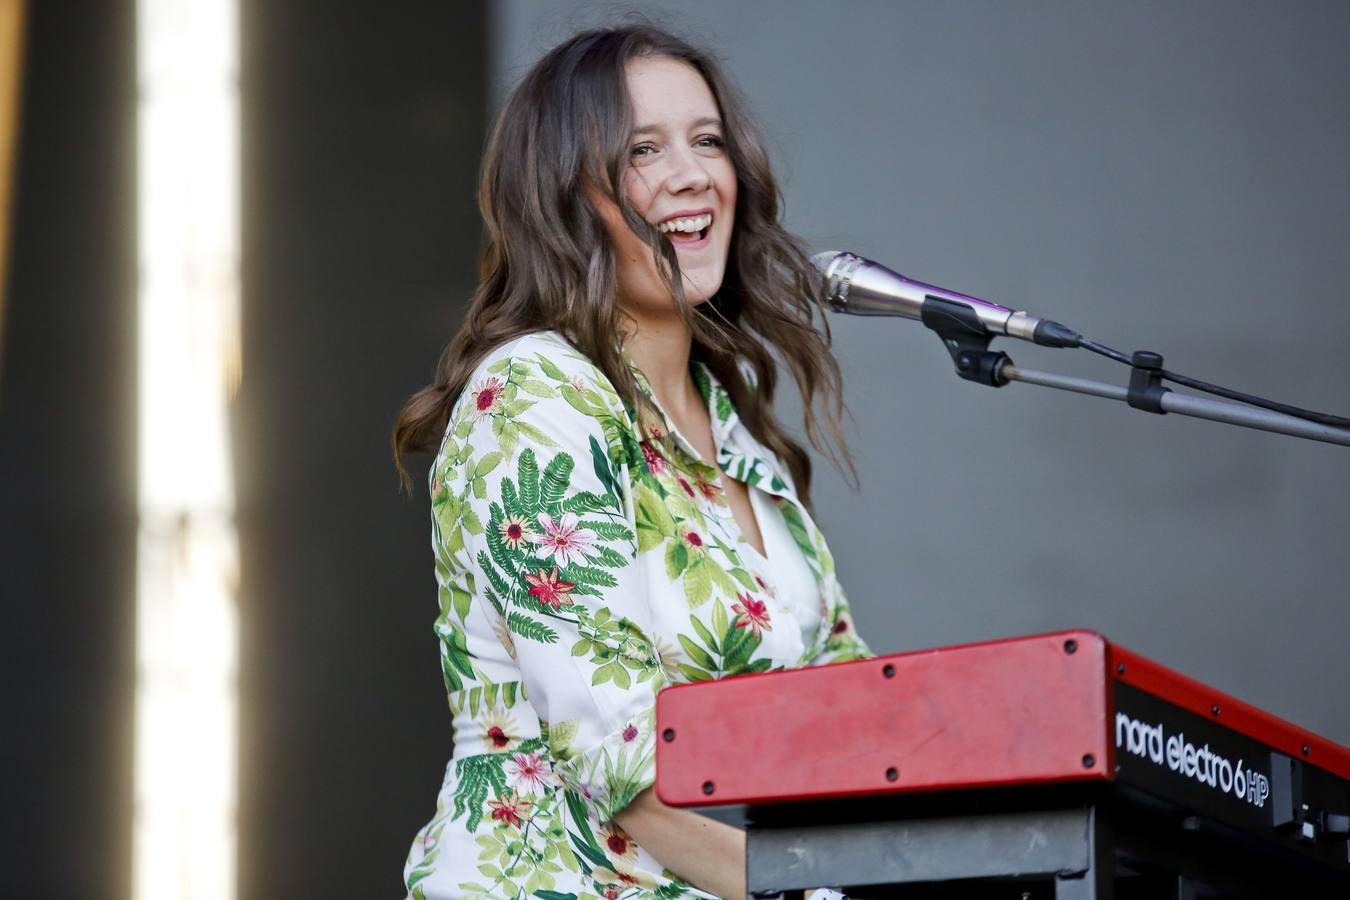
xmin=629 ymin=143 xmax=657 ymax=160
xmin=696 ymin=135 xmax=725 ymax=150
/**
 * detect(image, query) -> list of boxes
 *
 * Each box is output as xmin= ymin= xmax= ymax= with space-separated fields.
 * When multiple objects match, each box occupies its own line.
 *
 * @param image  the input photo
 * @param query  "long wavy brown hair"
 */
xmin=392 ymin=22 xmax=853 ymax=510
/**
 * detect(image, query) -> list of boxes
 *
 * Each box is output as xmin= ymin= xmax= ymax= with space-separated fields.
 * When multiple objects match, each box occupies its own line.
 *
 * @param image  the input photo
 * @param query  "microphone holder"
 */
xmin=921 ymin=297 xmax=1012 ymax=389
xmin=919 ymin=296 xmax=1350 ymax=449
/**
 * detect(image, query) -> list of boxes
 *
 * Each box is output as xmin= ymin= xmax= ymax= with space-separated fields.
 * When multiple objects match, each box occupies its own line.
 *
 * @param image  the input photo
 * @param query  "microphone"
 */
xmin=810 ymin=251 xmax=1081 ymax=349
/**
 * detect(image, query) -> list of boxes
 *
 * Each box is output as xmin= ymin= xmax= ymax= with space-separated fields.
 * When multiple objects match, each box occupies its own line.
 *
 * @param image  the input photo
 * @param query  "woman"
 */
xmin=393 ymin=23 xmax=871 ymax=900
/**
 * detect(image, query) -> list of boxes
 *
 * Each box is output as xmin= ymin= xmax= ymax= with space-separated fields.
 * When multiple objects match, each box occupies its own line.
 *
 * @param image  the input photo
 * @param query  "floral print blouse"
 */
xmin=403 ymin=331 xmax=870 ymax=900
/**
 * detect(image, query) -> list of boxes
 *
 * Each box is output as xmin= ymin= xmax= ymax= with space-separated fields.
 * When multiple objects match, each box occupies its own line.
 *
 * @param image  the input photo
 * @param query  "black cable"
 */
xmin=1076 ymin=337 xmax=1350 ymax=430
xmin=1078 ymin=338 xmax=1132 ymax=365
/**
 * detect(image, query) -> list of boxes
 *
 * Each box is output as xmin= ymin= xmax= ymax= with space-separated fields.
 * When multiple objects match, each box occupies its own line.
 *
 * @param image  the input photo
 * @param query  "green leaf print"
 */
xmin=678 ymin=663 xmax=714 ymax=682
xmin=518 ymin=449 xmax=540 ymax=513
xmin=540 ymin=453 xmax=574 ymax=512
xmin=507 ymin=611 xmax=559 ymax=645
xmin=453 ymin=753 xmax=509 ymax=833
xmin=715 ymin=390 xmax=734 ymax=423
xmin=563 ymin=789 xmax=608 ymax=872
xmin=534 ymin=891 xmax=578 ymax=900
xmin=689 ymin=614 xmax=719 ymax=654
xmin=577 ymin=519 xmax=632 ymax=542
xmin=664 ymin=541 xmax=688 ymax=579
xmin=682 ymin=559 xmax=712 ymax=607
xmin=560 ymin=491 xmax=616 ymax=515
xmin=677 ymin=634 xmax=717 ymax=671
xmin=474 ymin=451 xmax=504 ymax=478
xmin=559 ymin=564 xmax=617 ymax=592
xmin=534 ymin=352 xmax=567 ymax=381
xmin=517 ymin=419 xmax=561 ymax=449
xmin=561 ymin=384 xmax=600 ymax=418
xmin=519 ymin=378 xmax=557 ymax=398
xmin=711 ymin=597 xmax=729 ymax=635
xmin=588 ymin=435 xmax=615 ymax=497
xmin=635 ymin=483 xmax=675 ymax=534
xmin=477 ymin=549 xmax=516 ymax=603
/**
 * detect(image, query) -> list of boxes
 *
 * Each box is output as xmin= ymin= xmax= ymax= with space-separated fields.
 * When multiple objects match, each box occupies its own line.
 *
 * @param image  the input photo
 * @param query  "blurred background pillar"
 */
xmin=0 ymin=2 xmax=138 ymax=899
xmin=236 ymin=4 xmax=487 ymax=898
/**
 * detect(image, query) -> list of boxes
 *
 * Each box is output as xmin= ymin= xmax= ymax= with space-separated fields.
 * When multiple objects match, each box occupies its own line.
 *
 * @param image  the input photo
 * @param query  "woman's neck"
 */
xmin=621 ymin=316 xmax=702 ymax=418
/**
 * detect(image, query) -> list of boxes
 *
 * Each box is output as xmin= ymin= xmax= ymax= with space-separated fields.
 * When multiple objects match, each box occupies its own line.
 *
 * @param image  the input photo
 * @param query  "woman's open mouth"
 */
xmin=657 ymin=212 xmax=713 ymax=249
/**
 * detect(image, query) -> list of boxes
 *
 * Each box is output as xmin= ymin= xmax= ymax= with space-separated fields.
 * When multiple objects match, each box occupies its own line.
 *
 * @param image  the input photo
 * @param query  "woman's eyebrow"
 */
xmin=632 ymin=116 xmax=723 ymax=136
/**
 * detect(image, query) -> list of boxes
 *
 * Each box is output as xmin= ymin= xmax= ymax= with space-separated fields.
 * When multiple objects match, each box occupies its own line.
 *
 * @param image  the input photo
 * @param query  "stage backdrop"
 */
xmin=495 ymin=0 xmax=1350 ymax=745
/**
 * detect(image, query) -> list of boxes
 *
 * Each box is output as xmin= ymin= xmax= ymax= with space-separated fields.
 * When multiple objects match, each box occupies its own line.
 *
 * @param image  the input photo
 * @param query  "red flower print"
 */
xmin=487 ymin=792 xmax=531 ymax=829
xmin=697 ymin=479 xmax=723 ymax=502
xmin=524 ymin=568 xmax=577 ymax=610
xmin=603 ymin=889 xmax=620 ymax=900
xmin=486 ymin=726 xmax=510 ymax=749
xmin=468 ymin=376 xmax=505 ymax=419
xmin=678 ymin=477 xmax=696 ymax=497
xmin=622 ymin=723 xmax=638 ymax=742
xmin=640 ymin=440 xmax=668 ymax=475
xmin=682 ymin=530 xmax=704 ymax=551
xmin=600 ymin=822 xmax=639 ymax=867
xmin=731 ymin=592 xmax=773 ymax=639
xmin=833 ymin=615 xmax=850 ymax=634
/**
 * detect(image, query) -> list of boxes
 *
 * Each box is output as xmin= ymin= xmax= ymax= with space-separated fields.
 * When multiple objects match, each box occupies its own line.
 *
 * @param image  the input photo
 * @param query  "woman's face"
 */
xmin=598 ymin=55 xmax=738 ymax=324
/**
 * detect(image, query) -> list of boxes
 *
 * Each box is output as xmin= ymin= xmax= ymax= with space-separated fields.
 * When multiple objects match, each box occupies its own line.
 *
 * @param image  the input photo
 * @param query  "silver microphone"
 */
xmin=810 ymin=251 xmax=1081 ymax=348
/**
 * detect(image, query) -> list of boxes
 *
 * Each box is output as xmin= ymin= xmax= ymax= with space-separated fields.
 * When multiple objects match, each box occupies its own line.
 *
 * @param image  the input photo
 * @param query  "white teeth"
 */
xmin=657 ymin=213 xmax=713 ymax=234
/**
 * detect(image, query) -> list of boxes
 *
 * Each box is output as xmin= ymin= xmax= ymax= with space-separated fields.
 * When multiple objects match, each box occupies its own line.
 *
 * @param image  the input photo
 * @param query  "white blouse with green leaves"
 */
xmin=404 ymin=331 xmax=870 ymax=900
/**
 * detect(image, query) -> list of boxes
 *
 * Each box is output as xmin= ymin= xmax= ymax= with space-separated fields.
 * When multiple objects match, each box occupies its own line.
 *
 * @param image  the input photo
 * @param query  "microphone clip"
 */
xmin=920 ymin=296 xmax=1011 ymax=388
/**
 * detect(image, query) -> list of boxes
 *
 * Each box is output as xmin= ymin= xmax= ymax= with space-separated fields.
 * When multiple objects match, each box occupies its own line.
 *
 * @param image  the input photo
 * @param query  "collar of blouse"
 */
xmin=621 ymin=352 xmax=800 ymax=505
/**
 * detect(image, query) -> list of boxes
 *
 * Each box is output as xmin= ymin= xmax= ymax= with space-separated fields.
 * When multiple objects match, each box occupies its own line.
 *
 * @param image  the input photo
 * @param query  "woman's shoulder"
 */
xmin=446 ymin=330 xmax=628 ymax=440
xmin=468 ymin=330 xmax=612 ymax=387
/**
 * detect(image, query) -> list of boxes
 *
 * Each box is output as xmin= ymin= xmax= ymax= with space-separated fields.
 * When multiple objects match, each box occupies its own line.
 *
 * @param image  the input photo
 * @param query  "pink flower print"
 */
xmin=529 ymin=512 xmax=597 ymax=566
xmin=487 ymin=792 xmax=530 ymax=829
xmin=731 ymin=592 xmax=773 ymax=639
xmin=505 ymin=751 xmax=554 ymax=797
xmin=497 ymin=514 xmax=532 ymax=550
xmin=524 ymin=568 xmax=577 ymax=610
xmin=622 ymin=723 xmax=638 ymax=743
xmin=640 ymin=440 xmax=668 ymax=475
xmin=468 ymin=376 xmax=505 ymax=419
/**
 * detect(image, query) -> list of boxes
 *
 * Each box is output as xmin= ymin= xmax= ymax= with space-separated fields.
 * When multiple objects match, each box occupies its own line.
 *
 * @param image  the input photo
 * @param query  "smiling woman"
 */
xmin=393 ymin=22 xmax=870 ymax=900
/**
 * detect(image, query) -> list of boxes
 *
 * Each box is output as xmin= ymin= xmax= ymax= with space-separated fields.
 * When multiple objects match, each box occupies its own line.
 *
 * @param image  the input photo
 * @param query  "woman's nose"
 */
xmin=664 ymin=146 xmax=713 ymax=194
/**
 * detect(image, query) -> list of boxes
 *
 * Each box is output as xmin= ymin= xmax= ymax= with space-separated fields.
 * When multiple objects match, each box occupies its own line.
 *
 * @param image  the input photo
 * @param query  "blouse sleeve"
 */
xmin=813 ymin=579 xmax=873 ymax=664
xmin=439 ymin=346 xmax=665 ymax=824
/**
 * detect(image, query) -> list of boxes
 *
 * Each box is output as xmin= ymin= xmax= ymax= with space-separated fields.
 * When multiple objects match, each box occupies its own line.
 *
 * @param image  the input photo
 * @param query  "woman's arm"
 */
xmin=613 ymin=786 xmax=747 ymax=900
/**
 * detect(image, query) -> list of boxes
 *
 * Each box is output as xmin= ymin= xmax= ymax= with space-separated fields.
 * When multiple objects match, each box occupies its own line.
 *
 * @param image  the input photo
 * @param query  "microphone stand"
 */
xmin=920 ymin=297 xmax=1350 ymax=449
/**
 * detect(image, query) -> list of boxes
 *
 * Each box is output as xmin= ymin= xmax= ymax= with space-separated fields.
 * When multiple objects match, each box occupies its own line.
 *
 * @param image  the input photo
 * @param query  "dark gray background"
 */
xmin=497 ymin=0 xmax=1350 ymax=744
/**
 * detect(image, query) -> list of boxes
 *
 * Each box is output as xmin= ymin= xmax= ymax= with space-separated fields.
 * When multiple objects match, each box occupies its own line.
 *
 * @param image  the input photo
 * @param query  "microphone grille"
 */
xmin=809 ymin=250 xmax=861 ymax=311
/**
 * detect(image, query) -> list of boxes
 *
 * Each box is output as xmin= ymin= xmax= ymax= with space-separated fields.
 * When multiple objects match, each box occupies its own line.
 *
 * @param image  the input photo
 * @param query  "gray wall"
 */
xmin=496 ymin=2 xmax=1350 ymax=744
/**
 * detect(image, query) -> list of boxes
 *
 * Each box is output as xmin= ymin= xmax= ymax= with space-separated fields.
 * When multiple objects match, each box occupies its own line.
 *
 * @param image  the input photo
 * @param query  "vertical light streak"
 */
xmin=135 ymin=2 xmax=239 ymax=899
xmin=0 ymin=0 xmax=26 ymax=365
